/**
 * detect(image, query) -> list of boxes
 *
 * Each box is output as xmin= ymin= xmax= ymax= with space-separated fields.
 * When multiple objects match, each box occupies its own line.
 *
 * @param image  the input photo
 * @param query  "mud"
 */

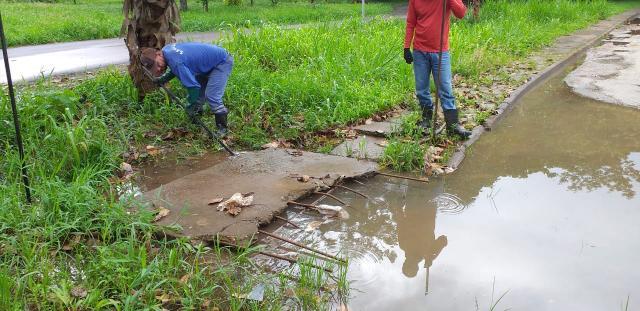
xmin=142 ymin=148 xmax=377 ymax=243
xmin=565 ymin=18 xmax=640 ymax=108
xmin=271 ymin=65 xmax=640 ymax=310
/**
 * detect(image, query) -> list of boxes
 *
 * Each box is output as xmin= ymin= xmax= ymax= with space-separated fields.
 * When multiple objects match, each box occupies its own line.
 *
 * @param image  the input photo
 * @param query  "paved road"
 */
xmin=1 ymin=31 xmax=222 ymax=84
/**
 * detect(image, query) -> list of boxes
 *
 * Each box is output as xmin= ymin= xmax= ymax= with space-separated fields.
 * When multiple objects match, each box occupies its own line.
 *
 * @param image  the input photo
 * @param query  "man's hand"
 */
xmin=404 ymin=48 xmax=413 ymax=64
xmin=185 ymin=87 xmax=202 ymax=122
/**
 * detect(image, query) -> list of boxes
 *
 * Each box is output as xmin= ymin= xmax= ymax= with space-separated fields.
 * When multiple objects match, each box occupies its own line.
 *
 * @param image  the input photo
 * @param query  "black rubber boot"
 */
xmin=417 ymin=107 xmax=433 ymax=134
xmin=214 ymin=113 xmax=229 ymax=137
xmin=443 ymin=109 xmax=471 ymax=138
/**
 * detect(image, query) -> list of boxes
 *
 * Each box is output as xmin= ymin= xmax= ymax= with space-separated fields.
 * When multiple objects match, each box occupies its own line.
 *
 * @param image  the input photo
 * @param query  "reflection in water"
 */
xmin=301 ymin=67 xmax=639 ymax=310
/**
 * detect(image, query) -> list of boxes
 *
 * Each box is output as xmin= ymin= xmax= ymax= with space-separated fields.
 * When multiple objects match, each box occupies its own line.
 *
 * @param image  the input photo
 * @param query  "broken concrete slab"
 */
xmin=565 ymin=20 xmax=640 ymax=109
xmin=330 ymin=135 xmax=387 ymax=161
xmin=143 ymin=148 xmax=377 ymax=244
xmin=354 ymin=115 xmax=405 ymax=137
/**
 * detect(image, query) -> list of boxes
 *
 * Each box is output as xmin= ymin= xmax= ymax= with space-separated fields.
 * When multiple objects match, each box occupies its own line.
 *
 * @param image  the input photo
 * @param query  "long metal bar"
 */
xmin=0 ymin=14 xmax=32 ymax=203
xmin=431 ymin=0 xmax=448 ymax=143
xmin=376 ymin=171 xmax=429 ymax=183
xmin=258 ymin=229 xmax=346 ymax=263
xmin=258 ymin=251 xmax=332 ymax=272
xmin=313 ymin=191 xmax=348 ymax=206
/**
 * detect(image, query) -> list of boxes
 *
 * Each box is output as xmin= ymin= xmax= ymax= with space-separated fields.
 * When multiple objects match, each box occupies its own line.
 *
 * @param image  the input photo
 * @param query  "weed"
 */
xmin=380 ymin=139 xmax=425 ymax=172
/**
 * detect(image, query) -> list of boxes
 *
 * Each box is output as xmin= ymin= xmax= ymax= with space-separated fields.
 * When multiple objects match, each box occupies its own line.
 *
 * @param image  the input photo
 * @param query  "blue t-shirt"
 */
xmin=162 ymin=43 xmax=228 ymax=89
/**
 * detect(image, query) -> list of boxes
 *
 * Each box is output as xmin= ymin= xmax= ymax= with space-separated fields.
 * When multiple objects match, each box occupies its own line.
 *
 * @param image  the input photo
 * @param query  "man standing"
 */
xmin=404 ymin=0 xmax=471 ymax=138
xmin=140 ymin=43 xmax=233 ymax=136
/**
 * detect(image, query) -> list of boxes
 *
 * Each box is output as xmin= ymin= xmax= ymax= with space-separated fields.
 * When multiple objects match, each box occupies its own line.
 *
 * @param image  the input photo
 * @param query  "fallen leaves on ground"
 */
xmin=162 ymin=128 xmax=192 ymax=141
xmin=217 ymin=193 xmax=253 ymax=216
xmin=62 ymin=235 xmax=81 ymax=251
xmin=375 ymin=140 xmax=389 ymax=147
xmin=297 ymin=175 xmax=310 ymax=183
xmin=153 ymin=207 xmax=171 ymax=222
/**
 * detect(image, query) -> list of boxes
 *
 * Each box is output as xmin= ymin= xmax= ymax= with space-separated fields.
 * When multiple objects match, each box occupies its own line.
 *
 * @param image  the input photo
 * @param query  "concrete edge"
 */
xmin=446 ymin=9 xmax=640 ymax=171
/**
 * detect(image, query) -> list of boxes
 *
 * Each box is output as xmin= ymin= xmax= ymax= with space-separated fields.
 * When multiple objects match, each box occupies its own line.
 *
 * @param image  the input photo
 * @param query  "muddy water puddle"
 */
xmin=277 ymin=67 xmax=640 ymax=310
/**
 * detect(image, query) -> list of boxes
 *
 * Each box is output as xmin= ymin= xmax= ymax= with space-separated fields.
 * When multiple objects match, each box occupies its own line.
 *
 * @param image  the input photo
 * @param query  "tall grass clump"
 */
xmin=225 ymin=18 xmax=414 ymax=147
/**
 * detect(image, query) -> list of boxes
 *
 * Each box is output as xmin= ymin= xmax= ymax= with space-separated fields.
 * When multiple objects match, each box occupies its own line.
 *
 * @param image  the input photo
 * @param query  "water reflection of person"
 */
xmin=398 ymin=203 xmax=447 ymax=277
xmin=395 ymin=185 xmax=447 ymax=293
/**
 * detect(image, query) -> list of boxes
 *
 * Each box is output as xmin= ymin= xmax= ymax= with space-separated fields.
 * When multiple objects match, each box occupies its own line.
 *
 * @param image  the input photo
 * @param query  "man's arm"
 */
xmin=404 ymin=0 xmax=416 ymax=49
xmin=449 ymin=0 xmax=467 ymax=19
xmin=156 ymin=69 xmax=175 ymax=85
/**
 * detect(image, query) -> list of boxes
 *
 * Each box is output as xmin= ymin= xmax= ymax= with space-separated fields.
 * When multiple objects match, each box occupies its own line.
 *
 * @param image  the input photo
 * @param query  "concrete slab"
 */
xmin=143 ymin=148 xmax=377 ymax=243
xmin=353 ymin=115 xmax=404 ymax=137
xmin=331 ymin=135 xmax=387 ymax=161
xmin=565 ymin=21 xmax=640 ymax=109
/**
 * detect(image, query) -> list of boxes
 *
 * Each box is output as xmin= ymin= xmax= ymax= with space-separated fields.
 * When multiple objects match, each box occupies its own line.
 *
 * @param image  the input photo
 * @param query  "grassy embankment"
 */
xmin=0 ymin=0 xmax=393 ymax=47
xmin=0 ymin=0 xmax=637 ymax=309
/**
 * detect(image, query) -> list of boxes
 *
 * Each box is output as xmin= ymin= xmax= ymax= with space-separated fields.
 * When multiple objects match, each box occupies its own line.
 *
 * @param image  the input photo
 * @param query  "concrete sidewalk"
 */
xmin=0 ymin=31 xmax=223 ymax=84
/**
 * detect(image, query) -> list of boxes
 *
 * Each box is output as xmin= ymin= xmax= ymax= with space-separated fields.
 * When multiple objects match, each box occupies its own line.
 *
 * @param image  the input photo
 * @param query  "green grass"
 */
xmin=0 ymin=0 xmax=637 ymax=307
xmin=0 ymin=0 xmax=394 ymax=47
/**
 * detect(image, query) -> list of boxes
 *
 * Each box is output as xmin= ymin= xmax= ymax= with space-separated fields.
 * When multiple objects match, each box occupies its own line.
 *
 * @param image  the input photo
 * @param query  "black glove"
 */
xmin=154 ymin=70 xmax=175 ymax=86
xmin=185 ymin=87 xmax=203 ymax=121
xmin=404 ymin=48 xmax=413 ymax=64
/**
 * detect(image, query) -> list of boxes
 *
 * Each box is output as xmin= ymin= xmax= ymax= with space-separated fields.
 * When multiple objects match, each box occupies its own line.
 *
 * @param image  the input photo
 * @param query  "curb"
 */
xmin=446 ymin=9 xmax=640 ymax=171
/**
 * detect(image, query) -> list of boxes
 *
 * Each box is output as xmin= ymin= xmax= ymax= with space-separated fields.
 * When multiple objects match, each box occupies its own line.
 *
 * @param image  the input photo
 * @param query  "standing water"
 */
xmin=285 ymin=66 xmax=640 ymax=310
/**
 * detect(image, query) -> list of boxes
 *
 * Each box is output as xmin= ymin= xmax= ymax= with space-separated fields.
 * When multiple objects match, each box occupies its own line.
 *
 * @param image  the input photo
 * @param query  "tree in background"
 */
xmin=121 ymin=0 xmax=180 ymax=98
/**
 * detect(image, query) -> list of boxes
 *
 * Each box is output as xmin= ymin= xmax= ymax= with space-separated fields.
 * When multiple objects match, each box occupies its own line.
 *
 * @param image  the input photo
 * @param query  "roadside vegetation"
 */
xmin=0 ymin=0 xmax=393 ymax=47
xmin=1 ymin=0 xmax=637 ymax=308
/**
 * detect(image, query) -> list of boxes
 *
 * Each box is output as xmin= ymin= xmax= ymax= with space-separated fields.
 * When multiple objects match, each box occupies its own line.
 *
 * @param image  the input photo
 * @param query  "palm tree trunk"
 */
xmin=121 ymin=0 xmax=181 ymax=99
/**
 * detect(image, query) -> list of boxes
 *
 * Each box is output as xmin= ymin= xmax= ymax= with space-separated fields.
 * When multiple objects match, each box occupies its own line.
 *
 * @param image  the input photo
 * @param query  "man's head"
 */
xmin=140 ymin=47 xmax=166 ymax=76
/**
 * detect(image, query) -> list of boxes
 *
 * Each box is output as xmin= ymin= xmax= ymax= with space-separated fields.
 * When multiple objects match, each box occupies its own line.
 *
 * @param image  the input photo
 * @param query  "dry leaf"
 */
xmin=261 ymin=141 xmax=279 ymax=149
xmin=375 ymin=140 xmax=389 ymax=147
xmin=297 ymin=175 xmax=310 ymax=182
xmin=364 ymin=118 xmax=373 ymax=125
xmin=287 ymin=150 xmax=303 ymax=157
xmin=154 ymin=207 xmax=170 ymax=222
xmin=227 ymin=205 xmax=242 ymax=216
xmin=207 ymin=197 xmax=224 ymax=205
xmin=217 ymin=193 xmax=253 ymax=216
xmin=120 ymin=162 xmax=133 ymax=173
xmin=146 ymin=145 xmax=159 ymax=156
xmin=305 ymin=221 xmax=323 ymax=232
xmin=62 ymin=235 xmax=81 ymax=251
xmin=71 ymin=286 xmax=88 ymax=298
xmin=284 ymin=288 xmax=296 ymax=298
xmin=179 ymin=274 xmax=191 ymax=283
xmin=155 ymin=292 xmax=171 ymax=303
xmin=143 ymin=131 xmax=157 ymax=138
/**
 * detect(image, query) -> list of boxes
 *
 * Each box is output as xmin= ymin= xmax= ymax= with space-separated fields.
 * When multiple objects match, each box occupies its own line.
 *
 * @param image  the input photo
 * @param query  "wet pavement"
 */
xmin=275 ymin=66 xmax=640 ymax=310
xmin=565 ymin=17 xmax=640 ymax=108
